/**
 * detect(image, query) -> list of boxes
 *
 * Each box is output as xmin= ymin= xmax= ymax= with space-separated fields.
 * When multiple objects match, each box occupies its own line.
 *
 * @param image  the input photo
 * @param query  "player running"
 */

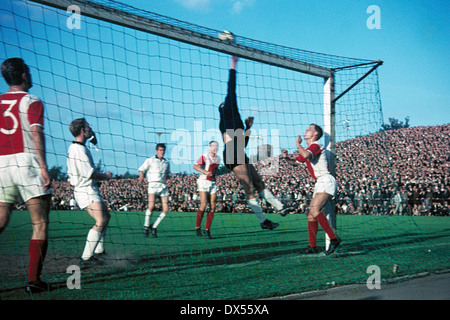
xmin=193 ymin=140 xmax=221 ymax=239
xmin=281 ymin=124 xmax=341 ymax=255
xmin=0 ymin=58 xmax=52 ymax=293
xmin=219 ymin=56 xmax=292 ymax=230
xmin=139 ymin=143 xmax=170 ymax=238
xmin=67 ymin=118 xmax=112 ymax=268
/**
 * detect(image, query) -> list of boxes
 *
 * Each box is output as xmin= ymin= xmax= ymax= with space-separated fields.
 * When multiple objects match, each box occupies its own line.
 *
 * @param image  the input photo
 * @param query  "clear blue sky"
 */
xmin=122 ymin=0 xmax=449 ymax=127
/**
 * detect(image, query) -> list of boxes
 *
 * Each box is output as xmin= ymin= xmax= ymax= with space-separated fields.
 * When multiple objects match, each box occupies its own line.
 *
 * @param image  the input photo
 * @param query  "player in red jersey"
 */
xmin=193 ymin=140 xmax=221 ymax=238
xmin=0 ymin=58 xmax=52 ymax=293
xmin=281 ymin=124 xmax=341 ymax=255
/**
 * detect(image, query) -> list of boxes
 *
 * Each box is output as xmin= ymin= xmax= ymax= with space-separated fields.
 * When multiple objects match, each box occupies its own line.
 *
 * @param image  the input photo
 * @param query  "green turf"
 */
xmin=1 ymin=210 xmax=449 ymax=300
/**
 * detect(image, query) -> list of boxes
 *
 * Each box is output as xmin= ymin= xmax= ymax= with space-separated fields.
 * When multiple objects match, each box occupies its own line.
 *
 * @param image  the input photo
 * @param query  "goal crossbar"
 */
xmin=31 ymin=0 xmax=333 ymax=79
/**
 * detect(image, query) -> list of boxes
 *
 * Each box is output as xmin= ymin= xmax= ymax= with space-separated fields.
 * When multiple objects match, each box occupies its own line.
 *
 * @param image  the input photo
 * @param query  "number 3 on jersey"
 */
xmin=1 ymin=100 xmax=19 ymax=135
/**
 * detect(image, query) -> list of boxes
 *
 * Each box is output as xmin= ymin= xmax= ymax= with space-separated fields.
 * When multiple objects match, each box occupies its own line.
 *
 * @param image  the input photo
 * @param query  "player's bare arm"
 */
xmin=231 ymin=55 xmax=239 ymax=69
xmin=138 ymin=171 xmax=146 ymax=184
xmin=296 ymin=135 xmax=311 ymax=160
xmin=31 ymin=125 xmax=50 ymax=190
xmin=280 ymin=149 xmax=300 ymax=167
xmin=193 ymin=164 xmax=214 ymax=177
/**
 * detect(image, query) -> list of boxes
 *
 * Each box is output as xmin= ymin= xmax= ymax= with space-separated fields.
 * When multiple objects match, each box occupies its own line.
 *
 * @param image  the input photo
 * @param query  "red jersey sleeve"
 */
xmin=195 ymin=155 xmax=205 ymax=167
xmin=28 ymin=100 xmax=44 ymax=127
xmin=296 ymin=154 xmax=307 ymax=163
xmin=307 ymin=143 xmax=322 ymax=158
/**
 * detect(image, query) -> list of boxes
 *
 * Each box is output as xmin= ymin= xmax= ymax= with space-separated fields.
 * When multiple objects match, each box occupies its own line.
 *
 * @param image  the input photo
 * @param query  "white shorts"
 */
xmin=148 ymin=182 xmax=168 ymax=197
xmin=74 ymin=185 xmax=103 ymax=210
xmin=313 ymin=174 xmax=337 ymax=197
xmin=197 ymin=179 xmax=217 ymax=194
xmin=0 ymin=153 xmax=52 ymax=203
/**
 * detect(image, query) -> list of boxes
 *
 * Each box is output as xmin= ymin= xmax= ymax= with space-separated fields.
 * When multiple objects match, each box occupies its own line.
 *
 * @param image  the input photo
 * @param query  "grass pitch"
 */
xmin=1 ymin=210 xmax=449 ymax=300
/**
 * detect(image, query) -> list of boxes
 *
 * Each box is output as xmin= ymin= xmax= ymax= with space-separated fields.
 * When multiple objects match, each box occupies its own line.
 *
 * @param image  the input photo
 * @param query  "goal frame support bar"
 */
xmin=324 ymin=73 xmax=336 ymax=249
xmin=333 ymin=60 xmax=383 ymax=103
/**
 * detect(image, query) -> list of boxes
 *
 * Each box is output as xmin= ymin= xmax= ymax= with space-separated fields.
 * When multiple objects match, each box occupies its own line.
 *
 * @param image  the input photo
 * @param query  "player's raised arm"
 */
xmin=281 ymin=149 xmax=300 ymax=167
xmin=296 ymin=135 xmax=311 ymax=160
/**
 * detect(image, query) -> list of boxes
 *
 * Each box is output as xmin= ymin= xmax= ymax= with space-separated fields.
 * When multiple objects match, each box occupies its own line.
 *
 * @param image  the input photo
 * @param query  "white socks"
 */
xmin=82 ymin=229 xmax=102 ymax=260
xmin=94 ymin=227 xmax=107 ymax=254
xmin=246 ymin=198 xmax=266 ymax=223
xmin=145 ymin=210 xmax=166 ymax=229
xmin=153 ymin=213 xmax=166 ymax=229
xmin=144 ymin=209 xmax=152 ymax=228
xmin=259 ymin=189 xmax=283 ymax=211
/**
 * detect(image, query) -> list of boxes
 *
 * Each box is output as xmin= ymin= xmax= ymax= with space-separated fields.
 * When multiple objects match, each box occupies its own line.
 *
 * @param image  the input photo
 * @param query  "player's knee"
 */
xmin=242 ymin=183 xmax=254 ymax=195
xmin=0 ymin=214 xmax=10 ymax=230
xmin=95 ymin=217 xmax=109 ymax=231
xmin=32 ymin=219 xmax=49 ymax=238
xmin=253 ymin=180 xmax=265 ymax=193
xmin=95 ymin=223 xmax=107 ymax=232
xmin=307 ymin=210 xmax=318 ymax=219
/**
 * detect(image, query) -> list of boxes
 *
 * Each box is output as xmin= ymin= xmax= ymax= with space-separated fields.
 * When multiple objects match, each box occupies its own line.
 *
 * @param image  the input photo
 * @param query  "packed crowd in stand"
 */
xmin=51 ymin=125 xmax=449 ymax=216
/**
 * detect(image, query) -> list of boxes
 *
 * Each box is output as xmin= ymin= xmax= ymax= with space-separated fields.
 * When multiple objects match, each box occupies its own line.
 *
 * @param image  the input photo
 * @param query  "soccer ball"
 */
xmin=218 ymin=30 xmax=235 ymax=43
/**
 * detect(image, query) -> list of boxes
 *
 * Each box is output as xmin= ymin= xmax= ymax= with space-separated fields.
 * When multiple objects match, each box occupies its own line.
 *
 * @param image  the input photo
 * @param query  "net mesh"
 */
xmin=0 ymin=0 xmax=449 ymax=300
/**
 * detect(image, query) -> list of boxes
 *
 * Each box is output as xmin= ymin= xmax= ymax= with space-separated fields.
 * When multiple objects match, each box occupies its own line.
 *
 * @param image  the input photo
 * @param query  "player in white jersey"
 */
xmin=193 ymin=141 xmax=221 ymax=238
xmin=281 ymin=124 xmax=341 ymax=255
xmin=139 ymin=143 xmax=170 ymax=237
xmin=0 ymin=58 xmax=52 ymax=293
xmin=67 ymin=118 xmax=112 ymax=268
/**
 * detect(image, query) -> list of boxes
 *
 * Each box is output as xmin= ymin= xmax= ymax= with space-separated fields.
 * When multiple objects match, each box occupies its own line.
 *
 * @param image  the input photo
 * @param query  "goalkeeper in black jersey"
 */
xmin=218 ymin=56 xmax=293 ymax=229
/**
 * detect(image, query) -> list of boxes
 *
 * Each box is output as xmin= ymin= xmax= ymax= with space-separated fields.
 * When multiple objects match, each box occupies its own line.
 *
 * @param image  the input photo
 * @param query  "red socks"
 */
xmin=308 ymin=220 xmax=318 ymax=247
xmin=28 ymin=239 xmax=48 ymax=282
xmin=205 ymin=212 xmax=214 ymax=230
xmin=197 ymin=210 xmax=214 ymax=230
xmin=196 ymin=210 xmax=204 ymax=229
xmin=316 ymin=212 xmax=336 ymax=239
xmin=308 ymin=213 xmax=336 ymax=247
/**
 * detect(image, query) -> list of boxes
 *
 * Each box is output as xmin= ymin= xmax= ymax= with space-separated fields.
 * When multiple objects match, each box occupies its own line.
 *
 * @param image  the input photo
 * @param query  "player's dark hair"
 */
xmin=209 ymin=140 xmax=218 ymax=146
xmin=310 ymin=123 xmax=323 ymax=140
xmin=156 ymin=143 xmax=166 ymax=150
xmin=70 ymin=118 xmax=88 ymax=137
xmin=1 ymin=57 xmax=29 ymax=86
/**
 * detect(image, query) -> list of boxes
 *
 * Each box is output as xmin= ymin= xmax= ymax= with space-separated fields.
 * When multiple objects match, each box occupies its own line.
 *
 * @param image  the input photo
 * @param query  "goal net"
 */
xmin=1 ymin=0 xmax=449 ymax=300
